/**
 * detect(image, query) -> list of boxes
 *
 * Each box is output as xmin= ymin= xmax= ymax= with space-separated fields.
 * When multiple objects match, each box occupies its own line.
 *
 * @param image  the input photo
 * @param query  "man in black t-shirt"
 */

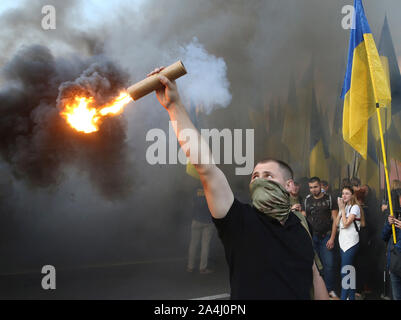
xmin=148 ymin=67 xmax=329 ymax=299
xmin=302 ymin=177 xmax=338 ymax=299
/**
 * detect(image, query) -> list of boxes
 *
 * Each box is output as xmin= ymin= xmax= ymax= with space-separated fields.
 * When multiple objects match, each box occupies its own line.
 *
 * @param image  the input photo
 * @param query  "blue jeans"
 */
xmin=390 ymin=272 xmax=401 ymax=300
xmin=340 ymin=243 xmax=359 ymax=300
xmin=313 ymin=234 xmax=335 ymax=292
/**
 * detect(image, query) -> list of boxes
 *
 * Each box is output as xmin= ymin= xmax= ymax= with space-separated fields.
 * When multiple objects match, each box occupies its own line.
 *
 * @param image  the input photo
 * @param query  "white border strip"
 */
xmin=190 ymin=293 xmax=230 ymax=300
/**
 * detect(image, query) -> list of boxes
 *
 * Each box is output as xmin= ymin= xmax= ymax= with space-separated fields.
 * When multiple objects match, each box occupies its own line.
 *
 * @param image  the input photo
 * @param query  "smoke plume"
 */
xmin=0 ymin=44 xmax=133 ymax=200
xmin=176 ymin=37 xmax=232 ymax=113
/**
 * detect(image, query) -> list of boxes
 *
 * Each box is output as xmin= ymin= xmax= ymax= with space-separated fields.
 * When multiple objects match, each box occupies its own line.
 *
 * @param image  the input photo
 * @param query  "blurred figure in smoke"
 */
xmin=382 ymin=180 xmax=401 ymax=215
xmin=187 ymin=187 xmax=215 ymax=274
xmin=321 ymin=180 xmax=329 ymax=194
xmin=381 ymin=180 xmax=401 ymax=300
xmin=382 ymin=214 xmax=401 ymax=300
xmin=351 ymin=177 xmax=367 ymax=205
xmin=342 ymin=178 xmax=352 ymax=190
xmin=148 ymin=67 xmax=329 ymax=300
xmin=290 ymin=181 xmax=302 ymax=212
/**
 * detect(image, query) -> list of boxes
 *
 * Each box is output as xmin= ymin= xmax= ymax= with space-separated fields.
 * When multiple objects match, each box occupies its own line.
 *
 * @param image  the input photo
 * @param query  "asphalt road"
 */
xmin=0 ymin=257 xmax=230 ymax=300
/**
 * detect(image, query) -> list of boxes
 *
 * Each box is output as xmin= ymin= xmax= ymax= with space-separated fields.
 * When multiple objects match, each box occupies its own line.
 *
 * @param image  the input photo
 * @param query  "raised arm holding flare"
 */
xmin=149 ymin=67 xmax=328 ymax=300
xmin=148 ymin=67 xmax=234 ymax=219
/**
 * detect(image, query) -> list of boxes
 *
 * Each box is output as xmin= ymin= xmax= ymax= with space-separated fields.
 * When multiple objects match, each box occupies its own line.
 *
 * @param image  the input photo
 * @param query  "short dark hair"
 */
xmin=341 ymin=178 xmax=351 ymax=189
xmin=351 ymin=177 xmax=361 ymax=187
xmin=256 ymin=159 xmax=294 ymax=181
xmin=342 ymin=185 xmax=354 ymax=194
xmin=309 ymin=176 xmax=321 ymax=184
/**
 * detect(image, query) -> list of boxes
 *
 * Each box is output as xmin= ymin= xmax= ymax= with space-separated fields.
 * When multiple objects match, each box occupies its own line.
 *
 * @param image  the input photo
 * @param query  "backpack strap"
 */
xmin=353 ymin=220 xmax=360 ymax=233
xmin=349 ymin=205 xmax=361 ymax=233
xmin=328 ymin=194 xmax=332 ymax=210
xmin=293 ymin=211 xmax=324 ymax=274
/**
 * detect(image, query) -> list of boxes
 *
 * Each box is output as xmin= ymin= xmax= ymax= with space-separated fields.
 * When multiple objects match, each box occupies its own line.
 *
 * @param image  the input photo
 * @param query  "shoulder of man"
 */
xmin=323 ymin=193 xmax=333 ymax=206
xmin=292 ymin=211 xmax=314 ymax=241
xmin=304 ymin=194 xmax=312 ymax=205
xmin=323 ymin=192 xmax=331 ymax=200
xmin=303 ymin=194 xmax=311 ymax=209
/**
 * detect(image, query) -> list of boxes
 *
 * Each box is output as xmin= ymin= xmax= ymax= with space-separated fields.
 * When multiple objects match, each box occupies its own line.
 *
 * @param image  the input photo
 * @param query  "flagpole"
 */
xmin=355 ymin=154 xmax=361 ymax=177
xmin=352 ymin=150 xmax=357 ymax=178
xmin=378 ymin=141 xmax=382 ymax=199
xmin=376 ymin=103 xmax=397 ymax=244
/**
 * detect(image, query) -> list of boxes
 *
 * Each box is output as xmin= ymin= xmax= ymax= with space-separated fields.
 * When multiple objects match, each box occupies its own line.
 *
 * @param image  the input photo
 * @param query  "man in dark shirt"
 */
xmin=213 ymin=180 xmax=315 ymax=299
xmin=302 ymin=177 xmax=338 ymax=299
xmin=148 ymin=67 xmax=329 ymax=300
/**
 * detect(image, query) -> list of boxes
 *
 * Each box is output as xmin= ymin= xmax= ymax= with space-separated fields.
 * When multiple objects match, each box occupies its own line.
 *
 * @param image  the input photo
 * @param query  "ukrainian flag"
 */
xmin=309 ymin=89 xmax=329 ymax=181
xmin=341 ymin=0 xmax=391 ymax=159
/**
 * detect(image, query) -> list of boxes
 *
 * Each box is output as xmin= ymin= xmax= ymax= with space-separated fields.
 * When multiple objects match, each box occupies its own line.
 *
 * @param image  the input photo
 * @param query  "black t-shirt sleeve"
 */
xmin=330 ymin=194 xmax=339 ymax=211
xmin=212 ymin=198 xmax=244 ymax=246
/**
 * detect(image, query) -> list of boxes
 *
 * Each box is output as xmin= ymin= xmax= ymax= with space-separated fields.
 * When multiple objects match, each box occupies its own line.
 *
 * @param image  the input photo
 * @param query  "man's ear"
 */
xmin=285 ymin=179 xmax=294 ymax=192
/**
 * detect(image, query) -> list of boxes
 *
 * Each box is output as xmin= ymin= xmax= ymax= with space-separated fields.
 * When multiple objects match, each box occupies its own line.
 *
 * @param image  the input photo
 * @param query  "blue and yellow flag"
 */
xmin=378 ymin=16 xmax=401 ymax=116
xmin=341 ymin=0 xmax=391 ymax=159
xmin=309 ymin=89 xmax=329 ymax=180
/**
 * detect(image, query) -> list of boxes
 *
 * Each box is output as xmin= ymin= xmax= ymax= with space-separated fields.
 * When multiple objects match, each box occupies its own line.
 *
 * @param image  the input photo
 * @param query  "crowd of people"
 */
xmin=288 ymin=176 xmax=401 ymax=300
xmin=186 ymin=174 xmax=401 ymax=300
xmin=150 ymin=66 xmax=400 ymax=300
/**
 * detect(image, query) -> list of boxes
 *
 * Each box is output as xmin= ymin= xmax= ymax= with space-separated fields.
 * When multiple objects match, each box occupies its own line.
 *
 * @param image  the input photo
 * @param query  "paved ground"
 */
xmin=0 ymin=257 xmax=230 ymax=300
xmin=0 ymin=255 xmax=389 ymax=300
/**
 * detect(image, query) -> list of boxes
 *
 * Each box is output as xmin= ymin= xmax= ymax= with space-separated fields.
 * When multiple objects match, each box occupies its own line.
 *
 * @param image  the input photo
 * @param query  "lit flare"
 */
xmin=60 ymin=92 xmax=132 ymax=133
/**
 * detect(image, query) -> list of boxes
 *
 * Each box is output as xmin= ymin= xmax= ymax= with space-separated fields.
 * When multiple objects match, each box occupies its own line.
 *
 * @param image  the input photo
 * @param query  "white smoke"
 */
xmin=175 ymin=38 xmax=232 ymax=114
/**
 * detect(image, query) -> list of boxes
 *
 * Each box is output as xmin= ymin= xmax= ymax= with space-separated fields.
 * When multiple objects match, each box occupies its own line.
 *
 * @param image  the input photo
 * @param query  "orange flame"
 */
xmin=60 ymin=92 xmax=132 ymax=133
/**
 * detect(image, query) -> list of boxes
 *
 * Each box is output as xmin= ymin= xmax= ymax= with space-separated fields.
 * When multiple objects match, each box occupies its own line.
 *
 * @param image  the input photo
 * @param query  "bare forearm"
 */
xmin=330 ymin=223 xmax=337 ymax=240
xmin=313 ymin=263 xmax=329 ymax=300
xmin=340 ymin=209 xmax=354 ymax=228
xmin=152 ymin=72 xmax=233 ymax=219
xmin=167 ymin=101 xmax=233 ymax=219
xmin=167 ymin=101 xmax=214 ymax=175
xmin=336 ymin=209 xmax=342 ymax=226
xmin=331 ymin=211 xmax=338 ymax=238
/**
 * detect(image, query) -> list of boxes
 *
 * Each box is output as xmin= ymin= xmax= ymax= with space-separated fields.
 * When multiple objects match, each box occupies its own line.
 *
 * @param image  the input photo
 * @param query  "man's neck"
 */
xmin=312 ymin=192 xmax=324 ymax=200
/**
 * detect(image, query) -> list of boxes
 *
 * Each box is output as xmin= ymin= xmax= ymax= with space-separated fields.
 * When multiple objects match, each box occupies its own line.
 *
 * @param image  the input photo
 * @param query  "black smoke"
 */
xmin=0 ymin=44 xmax=133 ymax=200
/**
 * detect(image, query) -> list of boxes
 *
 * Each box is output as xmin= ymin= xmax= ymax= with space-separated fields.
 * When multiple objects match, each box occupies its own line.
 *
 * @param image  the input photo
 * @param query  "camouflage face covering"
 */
xmin=249 ymin=178 xmax=291 ymax=223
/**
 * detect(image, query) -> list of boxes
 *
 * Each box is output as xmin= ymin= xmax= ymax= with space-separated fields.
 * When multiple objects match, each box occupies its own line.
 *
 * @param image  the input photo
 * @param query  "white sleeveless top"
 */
xmin=339 ymin=204 xmax=360 ymax=252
